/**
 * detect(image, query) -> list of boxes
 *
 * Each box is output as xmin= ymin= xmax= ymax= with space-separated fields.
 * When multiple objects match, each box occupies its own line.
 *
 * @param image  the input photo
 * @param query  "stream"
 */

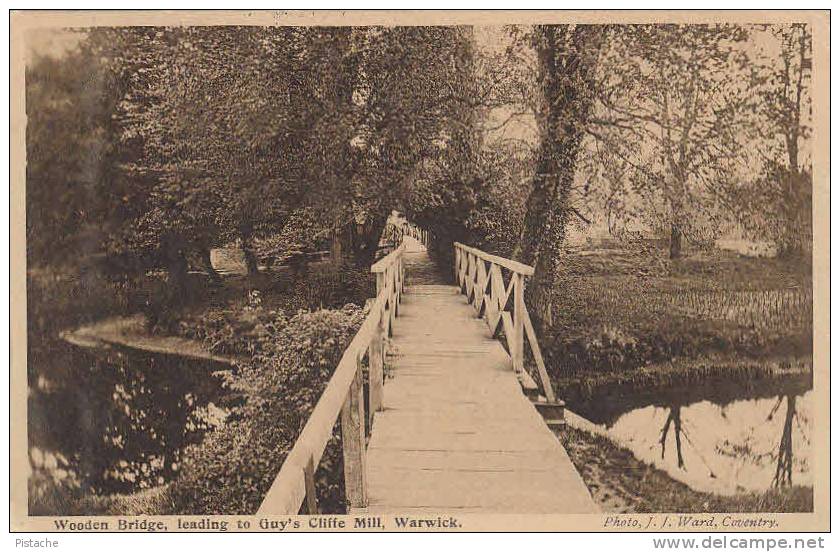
xmin=28 ymin=340 xmax=233 ymax=497
xmin=572 ymin=382 xmax=813 ymax=495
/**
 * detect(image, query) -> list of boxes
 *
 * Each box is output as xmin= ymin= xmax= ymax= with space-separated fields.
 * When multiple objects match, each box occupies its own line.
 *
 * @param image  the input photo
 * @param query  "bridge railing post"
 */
xmin=454 ymin=246 xmax=460 ymax=285
xmin=512 ymin=273 xmax=524 ymax=376
xmin=399 ymin=252 xmax=405 ymax=300
xmin=340 ymin=353 xmax=368 ymax=509
xmin=369 ymin=317 xmax=385 ymax=421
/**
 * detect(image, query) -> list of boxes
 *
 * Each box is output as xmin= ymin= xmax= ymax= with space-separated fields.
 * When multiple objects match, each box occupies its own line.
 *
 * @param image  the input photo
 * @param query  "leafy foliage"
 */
xmin=169 ymin=306 xmax=365 ymax=514
xmin=25 ymin=37 xmax=134 ymax=264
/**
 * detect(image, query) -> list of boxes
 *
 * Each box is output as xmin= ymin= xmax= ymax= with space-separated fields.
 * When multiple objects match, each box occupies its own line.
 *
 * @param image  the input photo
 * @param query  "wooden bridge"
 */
xmin=257 ymin=225 xmax=596 ymax=515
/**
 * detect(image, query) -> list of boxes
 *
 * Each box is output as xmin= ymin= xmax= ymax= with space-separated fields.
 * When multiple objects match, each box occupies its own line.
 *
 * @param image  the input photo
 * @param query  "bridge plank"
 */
xmin=357 ymin=246 xmax=597 ymax=514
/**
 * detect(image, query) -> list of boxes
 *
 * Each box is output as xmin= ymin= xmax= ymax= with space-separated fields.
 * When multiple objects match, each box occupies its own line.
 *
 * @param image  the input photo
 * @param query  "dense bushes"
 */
xmin=27 ymin=266 xmax=136 ymax=341
xmin=168 ymin=305 xmax=365 ymax=514
xmin=171 ymin=262 xmax=374 ymax=355
xmin=289 ymin=262 xmax=374 ymax=311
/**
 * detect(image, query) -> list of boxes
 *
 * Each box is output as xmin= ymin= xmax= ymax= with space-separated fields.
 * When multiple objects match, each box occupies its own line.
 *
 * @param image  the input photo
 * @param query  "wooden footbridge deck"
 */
xmin=258 ymin=225 xmax=597 ymax=515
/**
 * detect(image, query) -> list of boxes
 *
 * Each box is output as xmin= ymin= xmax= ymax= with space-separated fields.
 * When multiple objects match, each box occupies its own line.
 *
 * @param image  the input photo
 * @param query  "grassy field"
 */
xmin=540 ymin=242 xmax=812 ymax=402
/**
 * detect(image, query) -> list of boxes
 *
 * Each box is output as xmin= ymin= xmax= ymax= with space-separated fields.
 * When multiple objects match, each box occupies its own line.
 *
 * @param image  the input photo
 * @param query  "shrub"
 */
xmin=168 ymin=305 xmax=366 ymax=514
xmin=289 ymin=263 xmax=374 ymax=311
xmin=176 ymin=291 xmax=278 ymax=357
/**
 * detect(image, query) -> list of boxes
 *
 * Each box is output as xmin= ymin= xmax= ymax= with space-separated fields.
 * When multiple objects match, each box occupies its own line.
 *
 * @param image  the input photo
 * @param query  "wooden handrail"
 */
xmin=258 ymin=235 xmax=406 ymax=515
xmin=453 ymin=242 xmax=556 ymax=403
xmin=453 ymin=242 xmax=535 ymax=276
xmin=402 ymin=222 xmax=431 ymax=248
xmin=370 ymin=242 xmax=406 ymax=273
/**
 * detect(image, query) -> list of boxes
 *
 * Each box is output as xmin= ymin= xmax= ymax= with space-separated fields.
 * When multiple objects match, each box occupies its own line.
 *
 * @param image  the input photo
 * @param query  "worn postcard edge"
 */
xmin=8 ymin=9 xmax=831 ymax=533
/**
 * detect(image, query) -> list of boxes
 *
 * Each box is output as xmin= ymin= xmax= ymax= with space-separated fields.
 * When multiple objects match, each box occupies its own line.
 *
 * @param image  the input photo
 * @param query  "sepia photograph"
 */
xmin=8 ymin=9 xmax=830 ymax=533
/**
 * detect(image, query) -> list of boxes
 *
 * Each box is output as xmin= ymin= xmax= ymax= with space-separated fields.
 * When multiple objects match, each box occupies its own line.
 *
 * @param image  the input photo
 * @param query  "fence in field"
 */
xmin=665 ymin=288 xmax=813 ymax=330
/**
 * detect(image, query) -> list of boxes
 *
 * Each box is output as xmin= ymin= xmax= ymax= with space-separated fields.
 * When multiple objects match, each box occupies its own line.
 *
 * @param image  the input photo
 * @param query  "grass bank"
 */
xmin=557 ymin=353 xmax=812 ymax=422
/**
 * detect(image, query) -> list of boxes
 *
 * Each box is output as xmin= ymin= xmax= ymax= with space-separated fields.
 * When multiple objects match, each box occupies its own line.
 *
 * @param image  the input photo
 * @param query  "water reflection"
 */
xmin=600 ymin=390 xmax=812 ymax=495
xmin=771 ymin=394 xmax=797 ymax=488
xmin=659 ymin=404 xmax=685 ymax=469
xmin=28 ymin=343 xmax=231 ymax=497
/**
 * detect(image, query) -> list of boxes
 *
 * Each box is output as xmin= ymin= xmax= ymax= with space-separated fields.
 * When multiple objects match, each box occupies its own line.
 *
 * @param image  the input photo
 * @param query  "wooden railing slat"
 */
xmin=452 ymin=242 xmax=559 ymax=408
xmin=454 ymin=242 xmax=535 ymax=276
xmin=500 ymin=311 xmax=515 ymax=356
xmin=512 ymin=273 xmax=525 ymax=376
xmin=523 ymin=306 xmax=557 ymax=403
xmin=502 ymin=271 xmax=515 ymax=311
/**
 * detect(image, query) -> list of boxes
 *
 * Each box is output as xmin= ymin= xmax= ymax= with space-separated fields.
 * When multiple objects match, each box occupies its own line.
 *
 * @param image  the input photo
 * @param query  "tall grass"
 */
xmin=541 ymin=247 xmax=813 ymax=380
xmin=577 ymin=281 xmax=812 ymax=333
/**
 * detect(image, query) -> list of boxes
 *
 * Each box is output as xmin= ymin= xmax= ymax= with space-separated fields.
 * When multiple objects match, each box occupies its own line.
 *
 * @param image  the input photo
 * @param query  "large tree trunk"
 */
xmin=161 ymin=234 xmax=189 ymax=297
xmin=517 ymin=25 xmax=606 ymax=331
xmin=669 ymin=221 xmax=682 ymax=259
xmin=242 ymin=243 xmax=259 ymax=275
xmin=199 ymin=247 xmax=223 ymax=283
xmin=324 ymin=28 xmax=363 ymax=264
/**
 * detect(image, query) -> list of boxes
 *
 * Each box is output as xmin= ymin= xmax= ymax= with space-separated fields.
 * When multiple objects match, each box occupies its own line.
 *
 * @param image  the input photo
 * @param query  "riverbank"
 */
xmin=27 ymin=257 xmax=370 ymax=516
xmin=61 ymin=314 xmax=241 ymax=365
xmin=557 ymin=426 xmax=812 ymax=513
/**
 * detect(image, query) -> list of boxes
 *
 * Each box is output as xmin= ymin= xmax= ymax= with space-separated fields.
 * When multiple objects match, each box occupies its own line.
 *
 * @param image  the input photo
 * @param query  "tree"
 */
xmin=25 ymin=35 xmax=135 ymax=266
xmin=78 ymin=25 xmax=496 ymax=288
xmin=738 ymin=24 xmax=812 ymax=257
xmin=582 ymin=24 xmax=752 ymax=259
xmin=514 ymin=24 xmax=607 ymax=329
xmin=100 ymin=27 xmax=323 ymax=283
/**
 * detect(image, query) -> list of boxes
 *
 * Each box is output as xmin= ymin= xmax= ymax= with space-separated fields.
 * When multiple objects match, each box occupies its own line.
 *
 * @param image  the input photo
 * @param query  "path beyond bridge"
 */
xmin=258 ymin=230 xmax=597 ymax=515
